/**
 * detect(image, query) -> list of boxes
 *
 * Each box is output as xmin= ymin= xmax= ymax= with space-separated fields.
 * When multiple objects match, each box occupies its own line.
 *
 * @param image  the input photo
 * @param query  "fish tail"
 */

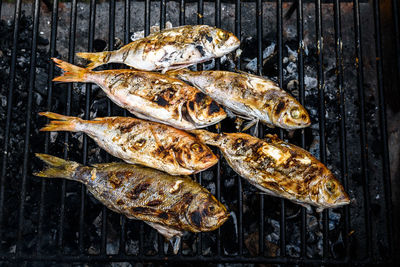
xmin=39 ymin=112 xmax=81 ymax=132
xmin=76 ymin=51 xmax=111 ymax=69
xmin=188 ymin=129 xmax=221 ymax=146
xmin=34 ymin=153 xmax=81 ymax=179
xmin=52 ymin=58 xmax=90 ymax=83
xmin=165 ymin=68 xmax=190 ymax=79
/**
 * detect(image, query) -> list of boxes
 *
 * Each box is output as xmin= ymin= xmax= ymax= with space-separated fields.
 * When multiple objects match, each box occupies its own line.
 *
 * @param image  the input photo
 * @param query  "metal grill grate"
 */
xmin=0 ymin=0 xmax=395 ymax=264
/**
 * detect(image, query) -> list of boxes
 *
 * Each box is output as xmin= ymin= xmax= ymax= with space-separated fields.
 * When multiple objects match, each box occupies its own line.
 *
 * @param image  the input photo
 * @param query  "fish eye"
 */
xmin=290 ymin=108 xmax=300 ymax=119
xmin=135 ymin=138 xmax=146 ymax=147
xmin=191 ymin=143 xmax=201 ymax=152
xmin=217 ymin=30 xmax=228 ymax=40
xmin=325 ymin=181 xmax=336 ymax=194
xmin=208 ymin=206 xmax=215 ymax=212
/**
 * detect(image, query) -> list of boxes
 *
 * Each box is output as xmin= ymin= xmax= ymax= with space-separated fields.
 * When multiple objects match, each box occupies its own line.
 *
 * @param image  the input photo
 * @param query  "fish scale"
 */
xmin=75 ymin=25 xmax=240 ymax=72
xmin=34 ymin=154 xmax=229 ymax=254
xmin=51 ymin=58 xmax=227 ymax=130
xmin=169 ymin=69 xmax=312 ymax=130
xmin=191 ymin=130 xmax=350 ymax=211
xmin=39 ymin=112 xmax=218 ymax=176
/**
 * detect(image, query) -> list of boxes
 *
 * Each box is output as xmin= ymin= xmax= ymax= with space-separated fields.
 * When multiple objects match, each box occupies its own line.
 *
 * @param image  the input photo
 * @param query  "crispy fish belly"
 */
xmin=34 ymin=154 xmax=229 ymax=254
xmin=76 ymin=25 xmax=240 ymax=72
xmin=39 ymin=112 xmax=218 ymax=175
xmin=169 ymin=70 xmax=311 ymax=130
xmin=191 ymin=130 xmax=350 ymax=211
xmin=52 ymin=58 xmax=226 ymax=130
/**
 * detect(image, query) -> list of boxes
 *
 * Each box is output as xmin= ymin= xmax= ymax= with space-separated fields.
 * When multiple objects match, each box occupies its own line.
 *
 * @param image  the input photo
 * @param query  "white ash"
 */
xmin=206 ymin=182 xmax=216 ymax=195
xmin=245 ymin=42 xmax=276 ymax=72
xmin=229 ymin=211 xmax=238 ymax=242
xmin=224 ymin=177 xmax=235 ymax=187
xmin=0 ymin=94 xmax=7 ymax=107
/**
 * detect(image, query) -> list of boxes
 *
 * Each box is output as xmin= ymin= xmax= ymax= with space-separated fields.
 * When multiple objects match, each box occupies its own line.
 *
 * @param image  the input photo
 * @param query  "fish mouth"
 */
xmin=336 ymin=193 xmax=351 ymax=206
xmin=218 ymin=211 xmax=230 ymax=225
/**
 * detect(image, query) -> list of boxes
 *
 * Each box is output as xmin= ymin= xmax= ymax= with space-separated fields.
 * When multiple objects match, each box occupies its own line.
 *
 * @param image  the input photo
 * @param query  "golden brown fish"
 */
xmin=34 ymin=154 xmax=229 ymax=254
xmin=190 ymin=130 xmax=350 ymax=211
xmin=39 ymin=112 xmax=218 ymax=175
xmin=168 ymin=69 xmax=311 ymax=130
xmin=52 ymin=58 xmax=227 ymax=130
xmin=76 ymin=25 xmax=240 ymax=72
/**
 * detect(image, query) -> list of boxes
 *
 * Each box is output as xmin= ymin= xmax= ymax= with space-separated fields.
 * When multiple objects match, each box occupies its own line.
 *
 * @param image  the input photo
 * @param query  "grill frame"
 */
xmin=0 ymin=0 xmax=395 ymax=264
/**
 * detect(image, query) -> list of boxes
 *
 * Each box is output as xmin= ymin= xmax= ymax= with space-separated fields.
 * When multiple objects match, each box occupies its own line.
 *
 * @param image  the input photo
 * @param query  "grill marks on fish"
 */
xmin=191 ymin=130 xmax=349 ymax=210
xmin=51 ymin=59 xmax=227 ymax=130
xmin=172 ymin=70 xmax=310 ymax=130
xmin=76 ymin=25 xmax=239 ymax=72
xmin=39 ymin=113 xmax=219 ymax=176
xmin=35 ymin=155 xmax=229 ymax=254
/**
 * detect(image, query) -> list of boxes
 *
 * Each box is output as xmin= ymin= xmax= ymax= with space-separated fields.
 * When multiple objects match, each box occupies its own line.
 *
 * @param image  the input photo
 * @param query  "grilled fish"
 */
xmin=52 ymin=58 xmax=227 ymax=130
xmin=191 ymin=130 xmax=350 ymax=211
xmin=168 ymin=70 xmax=311 ymax=130
xmin=34 ymin=154 xmax=229 ymax=254
xmin=76 ymin=25 xmax=240 ymax=72
xmin=39 ymin=112 xmax=218 ymax=175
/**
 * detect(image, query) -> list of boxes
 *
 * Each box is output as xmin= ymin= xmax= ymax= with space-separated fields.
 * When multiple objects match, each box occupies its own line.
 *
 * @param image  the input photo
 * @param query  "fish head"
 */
xmin=180 ymin=141 xmax=218 ymax=172
xmin=186 ymin=193 xmax=229 ymax=231
xmin=186 ymin=92 xmax=227 ymax=127
xmin=310 ymin=172 xmax=350 ymax=209
xmin=202 ymin=27 xmax=240 ymax=57
xmin=272 ymin=97 xmax=311 ymax=129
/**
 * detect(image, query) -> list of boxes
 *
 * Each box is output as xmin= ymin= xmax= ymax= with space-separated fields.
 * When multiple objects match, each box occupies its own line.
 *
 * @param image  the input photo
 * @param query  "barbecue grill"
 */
xmin=0 ymin=0 xmax=396 ymax=265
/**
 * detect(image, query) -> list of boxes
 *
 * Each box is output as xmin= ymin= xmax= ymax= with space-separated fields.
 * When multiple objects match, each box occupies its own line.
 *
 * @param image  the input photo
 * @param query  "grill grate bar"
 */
xmin=160 ymin=0 xmax=166 ymax=30
xmin=83 ymin=0 xmax=96 ymax=254
xmin=276 ymin=1 xmax=287 ymax=257
xmin=16 ymin=0 xmax=41 ymax=255
xmin=196 ymin=0 xmax=204 ymax=255
xmin=234 ymin=0 xmax=243 ymax=255
xmin=0 ymin=0 xmax=22 ymax=247
xmin=214 ymin=0 xmax=222 ymax=256
xmin=352 ymin=0 xmax=370 ymax=258
xmin=333 ymin=0 xmax=350 ymax=259
xmin=373 ymin=0 xmax=394 ymax=256
xmin=393 ymin=0 xmax=400 ymax=82
xmin=295 ymin=0 xmax=310 ymax=259
xmin=315 ymin=0 xmax=329 ymax=259
xmin=255 ymin=0 xmax=264 ymax=256
xmin=180 ymin=0 xmax=185 ymax=26
xmin=119 ymin=0 xmax=131 ymax=255
xmin=37 ymin=0 xmax=60 ymax=254
xmin=58 ymin=0 xmax=78 ymax=252
xmin=0 ymin=252 xmax=383 ymax=264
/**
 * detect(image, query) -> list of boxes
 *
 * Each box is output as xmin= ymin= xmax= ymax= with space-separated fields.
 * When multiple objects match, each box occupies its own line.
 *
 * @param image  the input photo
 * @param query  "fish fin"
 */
xmin=145 ymin=221 xmax=183 ymax=254
xmin=165 ymin=68 xmax=190 ymax=79
xmin=170 ymin=236 xmax=181 ymax=254
xmin=39 ymin=112 xmax=81 ymax=132
xmin=188 ymin=129 xmax=221 ymax=146
xmin=265 ymin=133 xmax=280 ymax=143
xmin=52 ymin=58 xmax=90 ymax=83
xmin=242 ymin=119 xmax=258 ymax=132
xmin=34 ymin=153 xmax=80 ymax=179
xmin=75 ymin=51 xmax=110 ymax=69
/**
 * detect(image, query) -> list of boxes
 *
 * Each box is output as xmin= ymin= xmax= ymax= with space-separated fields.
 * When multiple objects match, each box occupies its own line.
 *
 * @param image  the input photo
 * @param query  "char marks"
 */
xmin=190 ymin=211 xmax=202 ymax=228
xmin=208 ymin=101 xmax=221 ymax=115
xmin=146 ymin=199 xmax=163 ymax=206
xmin=274 ymin=102 xmax=286 ymax=115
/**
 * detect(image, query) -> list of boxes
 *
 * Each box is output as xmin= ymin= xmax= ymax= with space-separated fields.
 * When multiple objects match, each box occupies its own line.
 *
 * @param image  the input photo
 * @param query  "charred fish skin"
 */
xmin=76 ymin=25 xmax=240 ymax=72
xmin=191 ymin=130 xmax=350 ymax=211
xmin=39 ymin=112 xmax=218 ymax=176
xmin=51 ymin=58 xmax=227 ymax=130
xmin=169 ymin=70 xmax=311 ymax=130
xmin=34 ymin=154 xmax=229 ymax=253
